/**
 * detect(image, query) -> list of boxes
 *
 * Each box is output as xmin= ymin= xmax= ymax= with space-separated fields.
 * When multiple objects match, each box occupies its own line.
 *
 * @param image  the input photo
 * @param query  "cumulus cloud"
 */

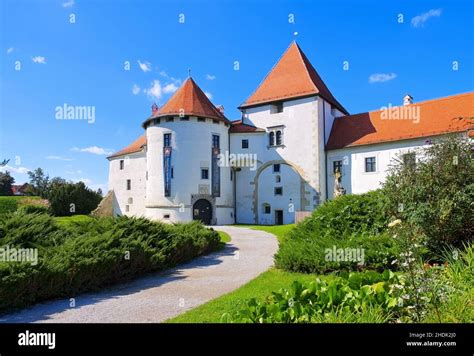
xmin=411 ymin=9 xmax=442 ymax=28
xmin=144 ymin=80 xmax=162 ymax=100
xmin=71 ymin=146 xmax=114 ymax=155
xmin=206 ymin=74 xmax=216 ymax=80
xmin=138 ymin=60 xmax=152 ymax=72
xmin=132 ymin=84 xmax=141 ymax=95
xmin=46 ymin=155 xmax=73 ymax=161
xmin=368 ymin=73 xmax=397 ymax=83
xmin=163 ymin=83 xmax=178 ymax=94
xmin=32 ymin=56 xmax=46 ymax=64
xmin=62 ymin=0 xmax=74 ymax=8
xmin=0 ymin=165 xmax=30 ymax=174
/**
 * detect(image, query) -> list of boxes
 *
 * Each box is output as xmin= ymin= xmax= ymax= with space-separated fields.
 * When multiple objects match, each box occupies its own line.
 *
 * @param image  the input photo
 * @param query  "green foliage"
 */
xmin=0 ymin=196 xmax=19 ymax=214
xmin=48 ymin=181 xmax=102 ymax=216
xmin=275 ymin=190 xmax=395 ymax=273
xmin=0 ymin=171 xmax=15 ymax=196
xmin=0 ymin=212 xmax=219 ymax=313
xmin=18 ymin=204 xmax=51 ymax=215
xmin=223 ymin=270 xmax=406 ymax=323
xmin=383 ymin=135 xmax=474 ymax=256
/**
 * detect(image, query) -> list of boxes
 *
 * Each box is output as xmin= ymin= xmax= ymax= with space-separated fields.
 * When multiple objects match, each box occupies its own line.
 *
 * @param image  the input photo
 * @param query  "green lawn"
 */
xmin=167 ymin=268 xmax=328 ymax=323
xmin=0 ymin=196 xmax=43 ymax=214
xmin=235 ymin=224 xmax=295 ymax=243
xmin=54 ymin=214 xmax=93 ymax=226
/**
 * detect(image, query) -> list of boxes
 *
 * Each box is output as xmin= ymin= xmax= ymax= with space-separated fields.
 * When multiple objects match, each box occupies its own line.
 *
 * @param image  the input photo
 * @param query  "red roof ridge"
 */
xmin=107 ymin=134 xmax=146 ymax=159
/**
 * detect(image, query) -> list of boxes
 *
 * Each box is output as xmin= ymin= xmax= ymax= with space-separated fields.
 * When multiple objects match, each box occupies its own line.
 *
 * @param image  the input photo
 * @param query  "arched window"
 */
xmin=275 ymin=175 xmax=281 ymax=183
xmin=269 ymin=131 xmax=275 ymax=146
xmin=276 ymin=130 xmax=282 ymax=145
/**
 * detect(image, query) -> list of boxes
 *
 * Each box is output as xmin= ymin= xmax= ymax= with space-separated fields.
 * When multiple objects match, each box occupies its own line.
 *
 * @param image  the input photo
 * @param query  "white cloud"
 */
xmin=132 ymin=84 xmax=141 ymax=95
xmin=0 ymin=165 xmax=30 ymax=174
xmin=144 ymin=80 xmax=162 ymax=100
xmin=163 ymin=83 xmax=178 ymax=94
xmin=159 ymin=70 xmax=169 ymax=78
xmin=411 ymin=9 xmax=442 ymax=28
xmin=368 ymin=73 xmax=397 ymax=83
xmin=204 ymin=91 xmax=213 ymax=100
xmin=62 ymin=0 xmax=74 ymax=8
xmin=71 ymin=146 xmax=114 ymax=155
xmin=71 ymin=177 xmax=92 ymax=185
xmin=6 ymin=47 xmax=14 ymax=55
xmin=206 ymin=74 xmax=216 ymax=80
xmin=138 ymin=60 xmax=152 ymax=72
xmin=46 ymin=155 xmax=73 ymax=161
xmin=66 ymin=170 xmax=83 ymax=175
xmin=32 ymin=56 xmax=46 ymax=64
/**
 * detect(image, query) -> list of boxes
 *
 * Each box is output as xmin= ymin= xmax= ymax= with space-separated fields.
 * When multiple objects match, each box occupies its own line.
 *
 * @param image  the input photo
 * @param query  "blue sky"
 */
xmin=1 ymin=0 xmax=473 ymax=190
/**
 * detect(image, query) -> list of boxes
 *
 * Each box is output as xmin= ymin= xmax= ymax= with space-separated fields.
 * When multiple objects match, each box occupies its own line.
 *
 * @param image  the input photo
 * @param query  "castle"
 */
xmin=106 ymin=42 xmax=473 ymax=225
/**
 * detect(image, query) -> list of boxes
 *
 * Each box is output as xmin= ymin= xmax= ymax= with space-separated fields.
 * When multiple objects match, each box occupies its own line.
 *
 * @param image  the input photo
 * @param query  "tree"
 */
xmin=48 ymin=181 xmax=102 ymax=216
xmin=26 ymin=168 xmax=50 ymax=197
xmin=0 ymin=171 xmax=15 ymax=196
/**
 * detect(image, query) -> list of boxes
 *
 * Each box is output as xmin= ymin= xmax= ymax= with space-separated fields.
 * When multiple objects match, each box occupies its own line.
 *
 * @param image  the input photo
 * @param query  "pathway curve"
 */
xmin=0 ymin=226 xmax=278 ymax=323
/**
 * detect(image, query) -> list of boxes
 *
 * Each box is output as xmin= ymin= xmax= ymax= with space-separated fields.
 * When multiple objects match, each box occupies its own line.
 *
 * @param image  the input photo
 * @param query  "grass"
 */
xmin=235 ymin=224 xmax=295 ymax=244
xmin=167 ymin=268 xmax=328 ymax=323
xmin=216 ymin=230 xmax=231 ymax=250
xmin=53 ymin=214 xmax=93 ymax=226
xmin=0 ymin=196 xmax=43 ymax=214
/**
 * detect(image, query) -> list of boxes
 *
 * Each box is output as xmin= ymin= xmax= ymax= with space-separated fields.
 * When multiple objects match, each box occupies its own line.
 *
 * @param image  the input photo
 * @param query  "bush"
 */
xmin=383 ymin=135 xmax=474 ymax=256
xmin=0 ymin=212 xmax=219 ymax=313
xmin=275 ymin=190 xmax=395 ymax=273
xmin=223 ymin=270 xmax=406 ymax=323
xmin=18 ymin=204 xmax=50 ymax=215
xmin=48 ymin=181 xmax=102 ymax=216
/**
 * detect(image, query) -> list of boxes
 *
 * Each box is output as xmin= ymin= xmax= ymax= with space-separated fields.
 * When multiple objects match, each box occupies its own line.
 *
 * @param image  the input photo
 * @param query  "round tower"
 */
xmin=142 ymin=78 xmax=234 ymax=225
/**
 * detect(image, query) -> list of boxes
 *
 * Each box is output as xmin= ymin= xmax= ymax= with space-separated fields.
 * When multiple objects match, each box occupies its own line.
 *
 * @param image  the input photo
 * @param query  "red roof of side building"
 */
xmin=229 ymin=120 xmax=266 ymax=133
xmin=326 ymin=92 xmax=474 ymax=150
xmin=107 ymin=134 xmax=146 ymax=159
xmin=239 ymin=41 xmax=348 ymax=115
xmin=143 ymin=77 xmax=229 ymax=127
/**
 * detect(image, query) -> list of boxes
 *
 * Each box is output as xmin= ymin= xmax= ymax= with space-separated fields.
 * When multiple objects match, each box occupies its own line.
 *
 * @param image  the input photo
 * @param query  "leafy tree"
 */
xmin=0 ymin=171 xmax=15 ymax=196
xmin=383 ymin=134 xmax=474 ymax=256
xmin=26 ymin=168 xmax=50 ymax=197
xmin=48 ymin=181 xmax=102 ymax=216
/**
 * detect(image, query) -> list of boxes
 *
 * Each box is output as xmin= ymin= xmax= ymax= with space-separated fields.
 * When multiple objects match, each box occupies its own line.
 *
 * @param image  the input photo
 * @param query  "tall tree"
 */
xmin=0 ymin=171 xmax=15 ymax=196
xmin=26 ymin=168 xmax=50 ymax=197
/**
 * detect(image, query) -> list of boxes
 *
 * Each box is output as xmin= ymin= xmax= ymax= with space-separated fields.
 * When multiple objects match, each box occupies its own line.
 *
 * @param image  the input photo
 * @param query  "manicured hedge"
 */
xmin=0 ymin=212 xmax=219 ymax=313
xmin=275 ymin=190 xmax=397 ymax=273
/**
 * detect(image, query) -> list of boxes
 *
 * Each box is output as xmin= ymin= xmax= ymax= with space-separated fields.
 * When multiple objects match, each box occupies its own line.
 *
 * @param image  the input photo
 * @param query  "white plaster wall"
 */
xmin=326 ymin=137 xmax=430 ymax=199
xmin=108 ymin=150 xmax=147 ymax=217
xmin=145 ymin=117 xmax=233 ymax=224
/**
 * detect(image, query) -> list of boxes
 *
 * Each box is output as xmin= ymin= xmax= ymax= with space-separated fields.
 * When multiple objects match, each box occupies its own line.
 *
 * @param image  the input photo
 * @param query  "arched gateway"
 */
xmin=193 ymin=199 xmax=212 ymax=225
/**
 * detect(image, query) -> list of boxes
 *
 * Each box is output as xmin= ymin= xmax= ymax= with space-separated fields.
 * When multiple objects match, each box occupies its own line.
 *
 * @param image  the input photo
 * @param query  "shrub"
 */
xmin=223 ymin=270 xmax=407 ymax=323
xmin=275 ymin=190 xmax=395 ymax=273
xmin=18 ymin=204 xmax=50 ymax=215
xmin=0 ymin=212 xmax=219 ymax=312
xmin=383 ymin=135 xmax=474 ymax=256
xmin=0 ymin=197 xmax=18 ymax=215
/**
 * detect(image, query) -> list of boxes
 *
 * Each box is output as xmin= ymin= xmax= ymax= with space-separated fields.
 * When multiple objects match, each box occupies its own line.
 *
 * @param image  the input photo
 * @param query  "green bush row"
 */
xmin=0 ymin=212 xmax=219 ymax=313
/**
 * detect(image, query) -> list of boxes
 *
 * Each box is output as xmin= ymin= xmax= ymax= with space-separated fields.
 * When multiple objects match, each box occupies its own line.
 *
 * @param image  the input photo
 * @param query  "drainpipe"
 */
xmin=323 ymin=99 xmax=329 ymax=202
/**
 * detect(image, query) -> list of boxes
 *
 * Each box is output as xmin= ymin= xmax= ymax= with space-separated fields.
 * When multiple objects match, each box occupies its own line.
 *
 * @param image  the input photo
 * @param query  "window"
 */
xmin=269 ymin=131 xmax=275 ymax=146
xmin=164 ymin=133 xmax=171 ymax=147
xmin=201 ymin=168 xmax=209 ymax=180
xmin=230 ymin=170 xmax=233 ymax=181
xmin=275 ymin=175 xmax=281 ymax=183
xmin=242 ymin=139 xmax=249 ymax=149
xmin=273 ymin=164 xmax=280 ymax=173
xmin=125 ymin=205 xmax=130 ymax=212
xmin=128 ymin=197 xmax=133 ymax=204
xmin=171 ymin=167 xmax=174 ymax=179
xmin=163 ymin=214 xmax=170 ymax=219
xmin=179 ymin=116 xmax=189 ymax=121
xmin=276 ymin=130 xmax=282 ymax=145
xmin=403 ymin=152 xmax=416 ymax=169
xmin=166 ymin=117 xmax=174 ymax=122
xmin=197 ymin=117 xmax=205 ymax=122
xmin=126 ymin=179 xmax=131 ymax=190
xmin=274 ymin=187 xmax=283 ymax=196
xmin=212 ymin=134 xmax=220 ymax=148
xmin=365 ymin=157 xmax=376 ymax=173
xmin=272 ymin=102 xmax=283 ymax=113
xmin=333 ymin=160 xmax=343 ymax=174
xmin=212 ymin=119 xmax=220 ymax=124
xmin=263 ymin=203 xmax=271 ymax=214
xmin=119 ymin=160 xmax=124 ymax=170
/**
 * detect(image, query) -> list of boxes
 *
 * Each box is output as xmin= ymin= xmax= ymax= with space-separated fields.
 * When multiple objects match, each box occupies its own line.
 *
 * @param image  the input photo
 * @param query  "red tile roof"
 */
xmin=143 ymin=78 xmax=229 ymax=127
xmin=239 ymin=41 xmax=348 ymax=114
xmin=326 ymin=92 xmax=474 ymax=150
xmin=108 ymin=135 xmax=146 ymax=159
xmin=229 ymin=120 xmax=265 ymax=133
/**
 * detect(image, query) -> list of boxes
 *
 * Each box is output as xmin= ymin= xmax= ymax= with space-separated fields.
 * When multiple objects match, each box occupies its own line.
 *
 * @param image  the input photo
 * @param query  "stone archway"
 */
xmin=191 ymin=194 xmax=216 ymax=225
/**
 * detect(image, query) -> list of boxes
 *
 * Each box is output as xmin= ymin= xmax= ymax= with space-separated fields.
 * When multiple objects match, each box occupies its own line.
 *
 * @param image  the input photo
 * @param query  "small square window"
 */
xmin=365 ymin=157 xmax=376 ymax=173
xmin=242 ymin=139 xmax=249 ymax=149
xmin=197 ymin=117 xmax=205 ymax=122
xmin=272 ymin=102 xmax=283 ymax=113
xmin=273 ymin=164 xmax=281 ymax=173
xmin=128 ymin=197 xmax=133 ymax=204
xmin=163 ymin=214 xmax=170 ymax=219
xmin=263 ymin=204 xmax=271 ymax=214
xmin=125 ymin=205 xmax=130 ymax=212
xmin=274 ymin=187 xmax=283 ymax=195
xmin=166 ymin=117 xmax=174 ymax=122
xmin=201 ymin=168 xmax=209 ymax=180
xmin=126 ymin=179 xmax=131 ymax=190
xmin=119 ymin=160 xmax=124 ymax=170
xmin=333 ymin=160 xmax=343 ymax=174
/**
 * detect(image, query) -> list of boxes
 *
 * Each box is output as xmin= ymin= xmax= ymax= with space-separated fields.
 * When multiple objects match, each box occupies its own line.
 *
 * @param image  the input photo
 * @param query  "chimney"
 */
xmin=403 ymin=94 xmax=413 ymax=106
xmin=151 ymin=103 xmax=159 ymax=115
xmin=216 ymin=105 xmax=224 ymax=114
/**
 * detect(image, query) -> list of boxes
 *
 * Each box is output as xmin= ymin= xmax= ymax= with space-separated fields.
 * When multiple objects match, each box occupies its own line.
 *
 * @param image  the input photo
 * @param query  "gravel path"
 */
xmin=0 ymin=226 xmax=278 ymax=323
